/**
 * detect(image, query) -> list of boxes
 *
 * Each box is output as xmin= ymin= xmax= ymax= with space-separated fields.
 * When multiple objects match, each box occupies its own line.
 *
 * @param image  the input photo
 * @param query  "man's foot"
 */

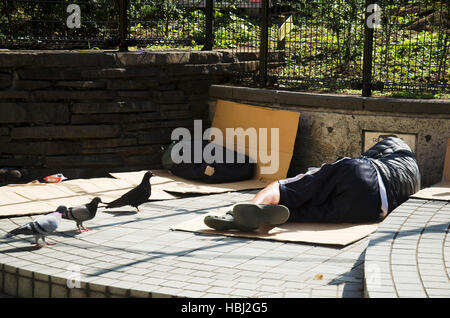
xmin=232 ymin=203 xmax=290 ymax=230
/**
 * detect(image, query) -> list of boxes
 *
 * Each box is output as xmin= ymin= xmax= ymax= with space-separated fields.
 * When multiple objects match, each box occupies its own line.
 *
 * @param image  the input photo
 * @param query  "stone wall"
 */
xmin=209 ymin=85 xmax=450 ymax=187
xmin=0 ymin=51 xmax=257 ymax=180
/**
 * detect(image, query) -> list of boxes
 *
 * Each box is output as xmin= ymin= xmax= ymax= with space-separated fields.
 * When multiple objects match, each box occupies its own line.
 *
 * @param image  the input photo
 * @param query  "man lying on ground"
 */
xmin=204 ymin=137 xmax=421 ymax=231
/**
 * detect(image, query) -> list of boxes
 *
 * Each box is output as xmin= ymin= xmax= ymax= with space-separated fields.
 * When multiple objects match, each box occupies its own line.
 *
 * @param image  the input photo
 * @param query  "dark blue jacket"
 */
xmin=363 ymin=137 xmax=421 ymax=214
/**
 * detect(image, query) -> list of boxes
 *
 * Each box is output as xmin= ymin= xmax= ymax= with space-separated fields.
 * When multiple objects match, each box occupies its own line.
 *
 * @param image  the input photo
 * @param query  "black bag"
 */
xmin=169 ymin=140 xmax=256 ymax=184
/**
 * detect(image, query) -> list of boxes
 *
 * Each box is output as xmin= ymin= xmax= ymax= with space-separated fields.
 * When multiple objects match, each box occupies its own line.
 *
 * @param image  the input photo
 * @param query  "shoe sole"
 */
xmin=232 ymin=203 xmax=290 ymax=229
xmin=204 ymin=212 xmax=255 ymax=232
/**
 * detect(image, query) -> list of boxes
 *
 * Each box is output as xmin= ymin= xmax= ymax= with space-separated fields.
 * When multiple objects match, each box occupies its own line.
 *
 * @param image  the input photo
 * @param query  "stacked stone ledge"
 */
xmin=0 ymin=50 xmax=259 ymax=180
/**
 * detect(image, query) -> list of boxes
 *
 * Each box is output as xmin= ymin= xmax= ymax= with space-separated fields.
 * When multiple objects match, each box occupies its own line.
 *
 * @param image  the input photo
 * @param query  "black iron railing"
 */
xmin=257 ymin=0 xmax=449 ymax=96
xmin=0 ymin=0 xmax=448 ymax=96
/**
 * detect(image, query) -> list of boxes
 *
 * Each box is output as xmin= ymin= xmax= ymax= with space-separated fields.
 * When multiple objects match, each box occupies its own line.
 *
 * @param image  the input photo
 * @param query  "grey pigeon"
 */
xmin=105 ymin=171 xmax=153 ymax=212
xmin=5 ymin=205 xmax=67 ymax=248
xmin=63 ymin=197 xmax=102 ymax=232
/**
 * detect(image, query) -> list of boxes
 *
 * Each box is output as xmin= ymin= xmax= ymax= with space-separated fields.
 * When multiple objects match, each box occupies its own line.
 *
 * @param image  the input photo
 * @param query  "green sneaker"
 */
xmin=232 ymin=203 xmax=290 ymax=230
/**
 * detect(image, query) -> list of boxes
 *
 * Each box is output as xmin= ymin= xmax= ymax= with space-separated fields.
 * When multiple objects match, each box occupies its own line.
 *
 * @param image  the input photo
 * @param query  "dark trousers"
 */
xmin=278 ymin=157 xmax=382 ymax=223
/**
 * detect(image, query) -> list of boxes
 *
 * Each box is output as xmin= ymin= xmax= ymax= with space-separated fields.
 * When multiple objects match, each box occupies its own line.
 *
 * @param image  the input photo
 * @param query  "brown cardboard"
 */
xmin=0 ymin=201 xmax=57 ymax=217
xmin=0 ymin=188 xmax=31 ymax=205
xmin=410 ymin=180 xmax=450 ymax=201
xmin=211 ymin=100 xmax=300 ymax=182
xmin=9 ymin=183 xmax=79 ymax=201
xmin=443 ymin=137 xmax=450 ymax=181
xmin=0 ymin=173 xmax=179 ymax=217
xmin=171 ymin=207 xmax=379 ymax=246
xmin=411 ymin=137 xmax=450 ymax=201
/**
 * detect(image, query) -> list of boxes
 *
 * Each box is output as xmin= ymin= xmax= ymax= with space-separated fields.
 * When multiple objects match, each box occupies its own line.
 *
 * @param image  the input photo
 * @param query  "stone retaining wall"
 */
xmin=0 ymin=51 xmax=257 ymax=180
xmin=209 ymin=85 xmax=450 ymax=187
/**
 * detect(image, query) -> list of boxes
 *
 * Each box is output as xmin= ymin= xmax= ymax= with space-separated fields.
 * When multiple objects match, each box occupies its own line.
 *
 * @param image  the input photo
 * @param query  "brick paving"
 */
xmin=364 ymin=198 xmax=450 ymax=298
xmin=0 ymin=190 xmax=369 ymax=298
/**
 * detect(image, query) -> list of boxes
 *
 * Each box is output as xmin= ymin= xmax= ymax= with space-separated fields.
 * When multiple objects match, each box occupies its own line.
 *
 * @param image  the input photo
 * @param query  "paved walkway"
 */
xmin=364 ymin=198 xmax=450 ymax=298
xmin=0 ymin=190 xmax=368 ymax=298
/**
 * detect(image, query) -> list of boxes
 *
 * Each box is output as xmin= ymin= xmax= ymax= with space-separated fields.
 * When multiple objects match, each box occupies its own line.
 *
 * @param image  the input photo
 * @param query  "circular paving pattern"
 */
xmin=364 ymin=198 xmax=450 ymax=298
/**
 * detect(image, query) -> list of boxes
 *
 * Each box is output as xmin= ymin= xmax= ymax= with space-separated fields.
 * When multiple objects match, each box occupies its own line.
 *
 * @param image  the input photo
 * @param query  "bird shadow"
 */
xmin=54 ymin=229 xmax=84 ymax=236
xmin=101 ymin=210 xmax=138 ymax=216
xmin=433 ymin=192 xmax=450 ymax=197
xmin=1 ymin=245 xmax=40 ymax=253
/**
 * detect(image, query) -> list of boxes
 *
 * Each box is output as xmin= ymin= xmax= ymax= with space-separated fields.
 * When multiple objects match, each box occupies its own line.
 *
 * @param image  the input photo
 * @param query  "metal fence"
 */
xmin=254 ymin=0 xmax=449 ymax=96
xmin=264 ymin=0 xmax=367 ymax=92
xmin=0 ymin=0 xmax=120 ymax=49
xmin=371 ymin=0 xmax=449 ymax=94
xmin=0 ymin=0 xmax=448 ymax=96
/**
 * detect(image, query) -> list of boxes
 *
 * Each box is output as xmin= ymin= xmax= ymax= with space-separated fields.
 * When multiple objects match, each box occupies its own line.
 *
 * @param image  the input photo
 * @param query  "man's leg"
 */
xmin=205 ymin=157 xmax=382 ymax=230
xmin=280 ymin=157 xmax=382 ymax=223
xmin=204 ymin=161 xmax=341 ymax=231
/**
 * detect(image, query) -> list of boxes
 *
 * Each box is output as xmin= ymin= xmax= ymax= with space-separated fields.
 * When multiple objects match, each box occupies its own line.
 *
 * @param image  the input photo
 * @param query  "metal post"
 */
xmin=202 ymin=0 xmax=214 ymax=51
xmin=277 ymin=15 xmax=285 ymax=52
xmin=362 ymin=0 xmax=375 ymax=97
xmin=259 ymin=0 xmax=269 ymax=88
xmin=118 ymin=0 xmax=128 ymax=52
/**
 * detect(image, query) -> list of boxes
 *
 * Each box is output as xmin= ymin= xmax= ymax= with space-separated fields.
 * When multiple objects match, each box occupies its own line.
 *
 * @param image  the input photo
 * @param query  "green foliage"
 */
xmin=0 ymin=0 xmax=118 ymax=42
xmin=269 ymin=0 xmax=449 ymax=95
xmin=214 ymin=10 xmax=258 ymax=48
xmin=373 ymin=32 xmax=448 ymax=83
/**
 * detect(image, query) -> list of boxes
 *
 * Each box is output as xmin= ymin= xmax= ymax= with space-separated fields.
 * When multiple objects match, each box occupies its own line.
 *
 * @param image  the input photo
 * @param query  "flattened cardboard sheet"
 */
xmin=0 ymin=188 xmax=32 ymax=205
xmin=443 ymin=138 xmax=450 ymax=181
xmin=211 ymin=100 xmax=300 ymax=182
xmin=411 ymin=180 xmax=450 ymax=201
xmin=411 ymin=138 xmax=450 ymax=201
xmin=0 ymin=173 xmax=179 ymax=217
xmin=0 ymin=200 xmax=57 ymax=217
xmin=9 ymin=183 xmax=80 ymax=201
xmin=110 ymin=170 xmax=268 ymax=194
xmin=171 ymin=207 xmax=379 ymax=246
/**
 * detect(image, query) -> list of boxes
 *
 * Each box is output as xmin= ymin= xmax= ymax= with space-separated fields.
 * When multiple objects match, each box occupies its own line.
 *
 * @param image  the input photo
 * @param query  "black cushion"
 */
xmin=170 ymin=140 xmax=256 ymax=184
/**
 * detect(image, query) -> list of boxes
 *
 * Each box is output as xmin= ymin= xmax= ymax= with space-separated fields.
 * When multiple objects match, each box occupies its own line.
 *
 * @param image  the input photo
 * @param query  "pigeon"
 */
xmin=5 ymin=205 xmax=67 ymax=248
xmin=105 ymin=171 xmax=153 ymax=212
xmin=63 ymin=197 xmax=102 ymax=232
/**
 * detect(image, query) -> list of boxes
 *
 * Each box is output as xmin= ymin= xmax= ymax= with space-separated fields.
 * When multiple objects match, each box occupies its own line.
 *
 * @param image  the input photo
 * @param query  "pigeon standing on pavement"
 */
xmin=4 ymin=205 xmax=67 ymax=248
xmin=63 ymin=197 xmax=102 ymax=232
xmin=105 ymin=171 xmax=153 ymax=212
